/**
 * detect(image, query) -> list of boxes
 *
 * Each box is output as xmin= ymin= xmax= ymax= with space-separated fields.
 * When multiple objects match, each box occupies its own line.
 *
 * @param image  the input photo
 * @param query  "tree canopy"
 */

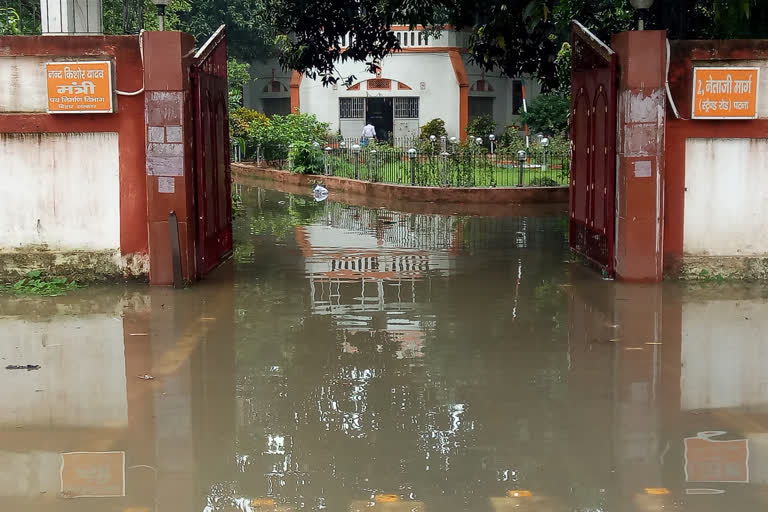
xmin=257 ymin=0 xmax=768 ymax=89
xmin=5 ymin=0 xmax=768 ymax=87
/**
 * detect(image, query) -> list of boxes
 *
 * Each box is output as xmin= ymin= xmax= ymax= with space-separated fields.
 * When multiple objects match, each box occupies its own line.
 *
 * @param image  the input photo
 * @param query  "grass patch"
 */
xmin=0 ymin=271 xmax=80 ymax=296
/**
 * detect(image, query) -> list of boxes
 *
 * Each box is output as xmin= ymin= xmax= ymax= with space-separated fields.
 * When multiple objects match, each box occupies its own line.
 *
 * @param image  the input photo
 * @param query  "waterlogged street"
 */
xmin=2 ymin=182 xmax=768 ymax=511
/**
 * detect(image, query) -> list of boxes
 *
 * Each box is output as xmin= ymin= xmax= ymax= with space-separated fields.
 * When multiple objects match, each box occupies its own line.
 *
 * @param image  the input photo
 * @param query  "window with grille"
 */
xmin=394 ymin=97 xmax=419 ymax=119
xmin=340 ymin=97 xmax=364 ymax=118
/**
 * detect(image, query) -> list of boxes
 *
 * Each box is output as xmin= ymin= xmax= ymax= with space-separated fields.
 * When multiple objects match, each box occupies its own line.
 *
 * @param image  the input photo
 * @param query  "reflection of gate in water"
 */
xmin=322 ymin=203 xmax=458 ymax=251
xmin=320 ymin=202 xmax=565 ymax=251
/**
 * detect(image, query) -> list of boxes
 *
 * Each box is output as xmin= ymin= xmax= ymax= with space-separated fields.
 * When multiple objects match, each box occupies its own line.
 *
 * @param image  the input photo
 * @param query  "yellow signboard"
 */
xmin=46 ymin=61 xmax=114 ymax=114
xmin=692 ymin=67 xmax=759 ymax=119
xmin=60 ymin=451 xmax=125 ymax=498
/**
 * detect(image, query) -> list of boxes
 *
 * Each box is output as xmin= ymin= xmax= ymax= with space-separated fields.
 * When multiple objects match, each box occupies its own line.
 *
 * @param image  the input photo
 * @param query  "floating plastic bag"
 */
xmin=313 ymin=184 xmax=329 ymax=202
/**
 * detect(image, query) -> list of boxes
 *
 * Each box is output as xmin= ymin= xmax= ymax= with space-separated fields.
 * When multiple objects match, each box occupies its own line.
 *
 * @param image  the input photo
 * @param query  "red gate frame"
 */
xmin=569 ymin=21 xmax=617 ymax=276
xmin=192 ymin=25 xmax=233 ymax=278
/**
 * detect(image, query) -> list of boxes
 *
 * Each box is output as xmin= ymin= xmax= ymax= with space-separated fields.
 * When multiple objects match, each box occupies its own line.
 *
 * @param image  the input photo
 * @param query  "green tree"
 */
xmin=519 ymin=92 xmax=570 ymax=136
xmin=256 ymin=0 xmax=768 ymax=88
xmin=227 ymin=58 xmax=252 ymax=110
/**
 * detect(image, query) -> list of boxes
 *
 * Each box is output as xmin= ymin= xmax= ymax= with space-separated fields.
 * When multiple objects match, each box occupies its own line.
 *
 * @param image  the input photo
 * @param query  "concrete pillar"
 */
xmin=611 ymin=31 xmax=667 ymax=282
xmin=142 ymin=31 xmax=197 ymax=285
xmin=41 ymin=0 xmax=103 ymax=34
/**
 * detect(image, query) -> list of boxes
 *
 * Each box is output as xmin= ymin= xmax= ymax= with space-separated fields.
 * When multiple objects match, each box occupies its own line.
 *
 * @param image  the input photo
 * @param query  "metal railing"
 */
xmin=0 ymin=0 xmax=145 ymax=35
xmin=249 ymin=143 xmax=569 ymax=188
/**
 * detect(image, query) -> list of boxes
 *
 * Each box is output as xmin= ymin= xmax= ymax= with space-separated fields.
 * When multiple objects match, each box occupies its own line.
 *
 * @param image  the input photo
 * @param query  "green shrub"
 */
xmin=0 ymin=270 xmax=78 ymax=296
xmin=0 ymin=7 xmax=21 ymax=34
xmin=529 ymin=176 xmax=560 ymax=187
xmin=230 ymin=107 xmax=268 ymax=139
xmin=519 ymin=92 xmax=570 ymax=136
xmin=466 ymin=114 xmax=497 ymax=139
xmin=247 ymin=112 xmax=330 ymax=156
xmin=419 ymin=118 xmax=448 ymax=140
xmin=499 ymin=124 xmax=527 ymax=152
xmin=288 ymin=140 xmax=324 ymax=174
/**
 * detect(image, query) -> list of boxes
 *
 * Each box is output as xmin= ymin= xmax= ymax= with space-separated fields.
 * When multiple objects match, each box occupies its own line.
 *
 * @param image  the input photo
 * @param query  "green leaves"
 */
xmin=1 ymin=271 xmax=79 ymax=297
xmin=0 ymin=7 xmax=22 ymax=35
xmin=519 ymin=92 xmax=570 ymax=137
xmin=466 ymin=114 xmax=497 ymax=139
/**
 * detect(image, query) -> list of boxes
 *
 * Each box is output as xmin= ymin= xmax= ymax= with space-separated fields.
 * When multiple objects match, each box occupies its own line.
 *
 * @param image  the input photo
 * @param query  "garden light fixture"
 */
xmin=629 ymin=0 xmax=654 ymax=30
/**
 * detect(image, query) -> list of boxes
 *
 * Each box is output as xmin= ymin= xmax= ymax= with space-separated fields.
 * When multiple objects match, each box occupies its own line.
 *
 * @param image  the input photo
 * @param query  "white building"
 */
xmin=243 ymin=27 xmax=542 ymax=141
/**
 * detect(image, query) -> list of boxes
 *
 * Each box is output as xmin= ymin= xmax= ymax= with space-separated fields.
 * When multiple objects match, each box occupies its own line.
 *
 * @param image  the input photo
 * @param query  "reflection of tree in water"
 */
xmin=228 ymin=319 xmax=484 ymax=510
xmin=210 ymin=186 xmax=605 ymax=511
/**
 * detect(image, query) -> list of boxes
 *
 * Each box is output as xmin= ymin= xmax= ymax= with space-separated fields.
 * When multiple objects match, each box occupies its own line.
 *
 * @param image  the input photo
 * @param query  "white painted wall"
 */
xmin=0 ymin=451 xmax=62 ymax=496
xmin=338 ymin=27 xmax=469 ymax=49
xmin=394 ymin=119 xmax=419 ymax=139
xmin=0 ymin=314 xmax=128 ymax=427
xmin=681 ymin=299 xmax=768 ymax=410
xmin=242 ymin=57 xmax=291 ymax=113
xmin=464 ymin=58 xmax=542 ymax=134
xmin=0 ymin=57 xmax=48 ymax=112
xmin=684 ymin=138 xmax=768 ymax=256
xmin=0 ymin=133 xmax=121 ymax=250
xmin=301 ymin=52 xmax=461 ymax=138
xmin=245 ymin=32 xmax=535 ymax=139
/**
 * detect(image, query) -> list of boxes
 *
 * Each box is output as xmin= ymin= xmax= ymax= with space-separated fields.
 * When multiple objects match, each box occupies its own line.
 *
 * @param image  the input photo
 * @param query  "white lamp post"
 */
xmin=629 ymin=0 xmax=654 ymax=31
xmin=408 ymin=148 xmax=417 ymax=185
xmin=151 ymin=0 xmax=168 ymax=30
xmin=352 ymin=144 xmax=361 ymax=179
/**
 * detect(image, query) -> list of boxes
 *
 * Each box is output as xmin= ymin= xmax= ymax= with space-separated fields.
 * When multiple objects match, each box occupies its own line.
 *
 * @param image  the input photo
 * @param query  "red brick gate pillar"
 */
xmin=142 ymin=31 xmax=197 ymax=285
xmin=611 ymin=31 xmax=667 ymax=282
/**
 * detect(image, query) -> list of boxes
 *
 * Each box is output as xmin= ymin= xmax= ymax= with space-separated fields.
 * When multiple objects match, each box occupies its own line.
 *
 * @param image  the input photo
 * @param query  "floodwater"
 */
xmin=1 ymin=183 xmax=768 ymax=512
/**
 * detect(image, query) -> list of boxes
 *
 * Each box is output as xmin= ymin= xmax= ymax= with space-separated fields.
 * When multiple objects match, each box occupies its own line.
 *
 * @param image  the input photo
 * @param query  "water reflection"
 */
xmin=1 ymin=185 xmax=768 ymax=511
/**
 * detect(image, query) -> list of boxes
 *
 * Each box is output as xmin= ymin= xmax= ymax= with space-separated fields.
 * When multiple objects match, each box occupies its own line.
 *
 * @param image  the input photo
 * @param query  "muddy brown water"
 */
xmin=1 ymin=184 xmax=768 ymax=511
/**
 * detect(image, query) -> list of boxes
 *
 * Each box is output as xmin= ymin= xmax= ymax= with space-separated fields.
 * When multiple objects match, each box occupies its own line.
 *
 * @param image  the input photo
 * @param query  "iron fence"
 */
xmin=250 ymin=143 xmax=569 ymax=188
xmin=0 ymin=0 xmax=145 ymax=35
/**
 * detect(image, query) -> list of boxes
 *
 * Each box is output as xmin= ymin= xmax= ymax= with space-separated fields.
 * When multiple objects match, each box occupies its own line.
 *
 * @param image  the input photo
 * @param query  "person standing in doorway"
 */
xmin=361 ymin=121 xmax=376 ymax=147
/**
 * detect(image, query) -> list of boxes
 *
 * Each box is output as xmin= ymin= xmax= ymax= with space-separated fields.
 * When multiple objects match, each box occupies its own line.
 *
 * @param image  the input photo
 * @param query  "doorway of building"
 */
xmin=366 ymin=98 xmax=393 ymax=141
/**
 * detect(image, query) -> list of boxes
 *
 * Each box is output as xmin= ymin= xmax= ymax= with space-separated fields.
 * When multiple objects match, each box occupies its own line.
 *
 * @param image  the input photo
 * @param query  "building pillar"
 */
xmin=611 ymin=30 xmax=667 ymax=282
xmin=41 ymin=0 xmax=103 ymax=34
xmin=448 ymin=50 xmax=469 ymax=140
xmin=142 ymin=31 xmax=197 ymax=285
xmin=290 ymin=71 xmax=302 ymax=113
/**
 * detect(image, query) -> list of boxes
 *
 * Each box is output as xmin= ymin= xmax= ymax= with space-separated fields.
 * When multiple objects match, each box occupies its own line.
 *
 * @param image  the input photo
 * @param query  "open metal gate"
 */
xmin=192 ymin=25 xmax=233 ymax=277
xmin=569 ymin=21 xmax=617 ymax=276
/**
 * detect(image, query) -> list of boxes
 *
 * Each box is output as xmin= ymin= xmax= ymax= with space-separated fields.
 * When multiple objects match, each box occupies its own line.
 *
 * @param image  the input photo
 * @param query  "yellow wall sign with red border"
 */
xmin=46 ymin=61 xmax=114 ymax=114
xmin=692 ymin=67 xmax=759 ymax=119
